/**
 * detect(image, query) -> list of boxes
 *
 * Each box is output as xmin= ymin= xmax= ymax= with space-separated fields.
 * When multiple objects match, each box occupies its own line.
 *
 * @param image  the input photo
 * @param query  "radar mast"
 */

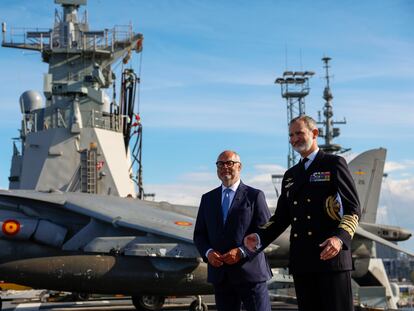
xmin=317 ymin=57 xmax=350 ymax=154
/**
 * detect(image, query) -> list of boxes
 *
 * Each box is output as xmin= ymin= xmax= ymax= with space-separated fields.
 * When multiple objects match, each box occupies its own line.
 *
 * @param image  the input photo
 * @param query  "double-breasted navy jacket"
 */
xmin=193 ymin=182 xmax=272 ymax=284
xmin=258 ymin=150 xmax=361 ymax=274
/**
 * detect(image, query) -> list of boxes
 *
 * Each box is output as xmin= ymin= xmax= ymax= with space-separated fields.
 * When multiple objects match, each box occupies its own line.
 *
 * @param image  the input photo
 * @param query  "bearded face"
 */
xmin=289 ymin=120 xmax=318 ymax=157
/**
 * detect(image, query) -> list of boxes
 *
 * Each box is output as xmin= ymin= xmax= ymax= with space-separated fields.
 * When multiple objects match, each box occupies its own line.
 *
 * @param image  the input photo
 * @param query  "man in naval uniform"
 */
xmin=244 ymin=115 xmax=360 ymax=311
xmin=194 ymin=150 xmax=272 ymax=311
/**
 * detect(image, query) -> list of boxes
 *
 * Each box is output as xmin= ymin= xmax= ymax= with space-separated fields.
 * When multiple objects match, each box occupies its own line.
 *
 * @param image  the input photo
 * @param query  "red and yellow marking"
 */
xmin=174 ymin=221 xmax=192 ymax=227
xmin=354 ymin=170 xmax=366 ymax=175
xmin=2 ymin=219 xmax=20 ymax=236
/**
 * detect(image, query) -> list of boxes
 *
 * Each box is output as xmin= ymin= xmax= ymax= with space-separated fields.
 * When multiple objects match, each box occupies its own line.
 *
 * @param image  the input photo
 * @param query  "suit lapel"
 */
xmin=212 ymin=186 xmax=225 ymax=229
xmin=306 ymin=150 xmax=324 ymax=173
xmin=290 ymin=163 xmax=306 ymax=197
xmin=289 ymin=150 xmax=325 ymax=197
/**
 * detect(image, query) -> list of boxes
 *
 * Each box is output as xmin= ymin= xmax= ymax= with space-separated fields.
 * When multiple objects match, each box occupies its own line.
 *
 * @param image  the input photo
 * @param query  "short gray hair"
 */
xmin=289 ymin=115 xmax=317 ymax=131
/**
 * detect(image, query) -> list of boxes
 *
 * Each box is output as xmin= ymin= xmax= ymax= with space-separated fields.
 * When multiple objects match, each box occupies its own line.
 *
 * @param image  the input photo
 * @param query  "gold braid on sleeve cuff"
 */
xmin=259 ymin=221 xmax=274 ymax=230
xmin=338 ymin=214 xmax=359 ymax=238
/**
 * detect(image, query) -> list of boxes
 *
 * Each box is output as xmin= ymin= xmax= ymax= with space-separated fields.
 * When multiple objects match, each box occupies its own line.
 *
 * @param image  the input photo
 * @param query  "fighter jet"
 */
xmin=0 ymin=190 xmax=213 ymax=311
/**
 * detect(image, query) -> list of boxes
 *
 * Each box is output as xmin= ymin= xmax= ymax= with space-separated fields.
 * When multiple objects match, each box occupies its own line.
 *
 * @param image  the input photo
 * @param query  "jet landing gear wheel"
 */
xmin=131 ymin=295 xmax=165 ymax=311
xmin=189 ymin=296 xmax=208 ymax=311
xmin=71 ymin=292 xmax=90 ymax=301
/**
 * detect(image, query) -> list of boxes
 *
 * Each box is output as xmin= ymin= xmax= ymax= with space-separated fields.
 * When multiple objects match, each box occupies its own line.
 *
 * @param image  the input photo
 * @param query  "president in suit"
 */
xmin=244 ymin=116 xmax=361 ymax=311
xmin=193 ymin=150 xmax=272 ymax=311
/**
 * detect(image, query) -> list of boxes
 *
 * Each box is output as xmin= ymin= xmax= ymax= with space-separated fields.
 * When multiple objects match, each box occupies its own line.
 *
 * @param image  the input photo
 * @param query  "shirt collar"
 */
xmin=302 ymin=148 xmax=319 ymax=162
xmin=222 ymin=179 xmax=241 ymax=193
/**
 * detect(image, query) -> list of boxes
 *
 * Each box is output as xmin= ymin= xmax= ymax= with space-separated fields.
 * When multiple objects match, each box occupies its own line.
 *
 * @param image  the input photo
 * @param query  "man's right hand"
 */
xmin=207 ymin=250 xmax=224 ymax=267
xmin=244 ymin=233 xmax=259 ymax=252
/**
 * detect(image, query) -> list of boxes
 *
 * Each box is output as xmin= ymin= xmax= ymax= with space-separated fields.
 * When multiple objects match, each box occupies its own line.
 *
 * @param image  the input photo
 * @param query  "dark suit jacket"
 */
xmin=258 ymin=150 xmax=361 ymax=274
xmin=193 ymin=181 xmax=272 ymax=285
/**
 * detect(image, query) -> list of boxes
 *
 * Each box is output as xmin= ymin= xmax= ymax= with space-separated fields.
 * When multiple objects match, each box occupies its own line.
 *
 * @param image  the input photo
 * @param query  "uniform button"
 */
xmin=293 ymin=217 xmax=297 ymax=221
xmin=293 ymin=201 xmax=298 ymax=205
xmin=307 ymin=198 xmax=311 ymax=202
xmin=307 ymin=215 xmax=311 ymax=220
xmin=308 ymin=231 xmax=312 ymax=236
xmin=294 ymin=233 xmax=298 ymax=238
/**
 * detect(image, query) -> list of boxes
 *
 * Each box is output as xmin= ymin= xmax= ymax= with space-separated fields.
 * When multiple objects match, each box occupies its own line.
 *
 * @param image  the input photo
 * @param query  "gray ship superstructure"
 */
xmin=2 ymin=0 xmax=142 ymax=197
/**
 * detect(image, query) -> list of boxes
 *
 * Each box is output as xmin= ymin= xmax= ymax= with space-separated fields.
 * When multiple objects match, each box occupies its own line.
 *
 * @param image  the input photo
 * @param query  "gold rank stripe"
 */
xmin=338 ymin=214 xmax=359 ymax=238
xmin=259 ymin=221 xmax=274 ymax=229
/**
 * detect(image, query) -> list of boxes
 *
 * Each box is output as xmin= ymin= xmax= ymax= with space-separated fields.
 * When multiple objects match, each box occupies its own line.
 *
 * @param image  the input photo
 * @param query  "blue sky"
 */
xmin=0 ymin=0 xmax=413 ymax=252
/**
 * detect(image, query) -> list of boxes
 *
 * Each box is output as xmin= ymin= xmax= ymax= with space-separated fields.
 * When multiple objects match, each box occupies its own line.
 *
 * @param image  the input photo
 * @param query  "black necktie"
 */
xmin=301 ymin=157 xmax=309 ymax=170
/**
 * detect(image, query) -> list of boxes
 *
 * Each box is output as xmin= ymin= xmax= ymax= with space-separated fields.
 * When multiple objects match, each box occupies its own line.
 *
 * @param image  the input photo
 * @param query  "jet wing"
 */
xmin=0 ymin=190 xmax=195 ymax=243
xmin=355 ymin=226 xmax=414 ymax=257
xmin=0 ymin=189 xmax=67 ymax=205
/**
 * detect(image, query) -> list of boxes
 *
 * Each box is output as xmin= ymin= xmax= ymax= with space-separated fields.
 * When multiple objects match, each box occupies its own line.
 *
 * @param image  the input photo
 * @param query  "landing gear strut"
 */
xmin=131 ymin=295 xmax=165 ymax=311
xmin=189 ymin=295 xmax=208 ymax=311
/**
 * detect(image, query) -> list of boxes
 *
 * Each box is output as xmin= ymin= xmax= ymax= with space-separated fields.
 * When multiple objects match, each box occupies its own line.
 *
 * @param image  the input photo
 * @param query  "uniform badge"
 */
xmin=325 ymin=195 xmax=341 ymax=221
xmin=310 ymin=171 xmax=330 ymax=182
xmin=285 ymin=182 xmax=294 ymax=189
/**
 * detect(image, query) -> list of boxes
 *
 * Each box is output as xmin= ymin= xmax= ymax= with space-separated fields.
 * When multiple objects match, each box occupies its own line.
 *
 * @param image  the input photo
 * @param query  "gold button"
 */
xmin=294 ymin=233 xmax=298 ymax=237
xmin=308 ymin=231 xmax=312 ymax=236
xmin=293 ymin=201 xmax=298 ymax=205
xmin=307 ymin=215 xmax=311 ymax=219
xmin=307 ymin=198 xmax=311 ymax=202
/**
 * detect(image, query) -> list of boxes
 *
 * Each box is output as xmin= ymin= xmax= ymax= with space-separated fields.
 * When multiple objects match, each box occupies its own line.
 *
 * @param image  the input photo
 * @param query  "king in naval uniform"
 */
xmin=244 ymin=115 xmax=360 ymax=311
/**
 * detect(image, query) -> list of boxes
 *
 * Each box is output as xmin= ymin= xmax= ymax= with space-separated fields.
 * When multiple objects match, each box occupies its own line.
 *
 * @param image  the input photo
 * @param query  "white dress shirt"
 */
xmin=221 ymin=179 xmax=240 ymax=207
xmin=301 ymin=148 xmax=319 ymax=170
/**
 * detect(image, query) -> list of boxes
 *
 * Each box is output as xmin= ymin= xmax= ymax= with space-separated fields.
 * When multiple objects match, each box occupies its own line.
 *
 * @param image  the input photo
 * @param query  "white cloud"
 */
xmin=384 ymin=161 xmax=414 ymax=173
xmin=145 ymin=182 xmax=207 ymax=206
xmin=178 ymin=171 xmax=217 ymax=183
xmin=253 ymin=164 xmax=286 ymax=174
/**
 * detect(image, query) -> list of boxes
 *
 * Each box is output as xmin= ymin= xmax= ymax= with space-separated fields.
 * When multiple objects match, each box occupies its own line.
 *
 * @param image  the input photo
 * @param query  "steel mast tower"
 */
xmin=275 ymin=70 xmax=314 ymax=168
xmin=317 ymin=57 xmax=350 ymax=154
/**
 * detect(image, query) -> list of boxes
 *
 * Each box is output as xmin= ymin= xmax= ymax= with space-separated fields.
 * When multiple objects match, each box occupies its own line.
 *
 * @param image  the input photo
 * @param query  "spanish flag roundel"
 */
xmin=2 ymin=219 xmax=21 ymax=236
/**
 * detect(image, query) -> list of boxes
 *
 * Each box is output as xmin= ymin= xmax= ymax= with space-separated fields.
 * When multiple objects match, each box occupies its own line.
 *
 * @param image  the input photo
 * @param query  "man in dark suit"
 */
xmin=244 ymin=115 xmax=360 ymax=311
xmin=193 ymin=150 xmax=272 ymax=311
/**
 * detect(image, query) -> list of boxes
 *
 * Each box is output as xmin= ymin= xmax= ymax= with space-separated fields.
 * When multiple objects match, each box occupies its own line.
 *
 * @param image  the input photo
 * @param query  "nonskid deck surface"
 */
xmin=1 ymin=296 xmax=299 ymax=311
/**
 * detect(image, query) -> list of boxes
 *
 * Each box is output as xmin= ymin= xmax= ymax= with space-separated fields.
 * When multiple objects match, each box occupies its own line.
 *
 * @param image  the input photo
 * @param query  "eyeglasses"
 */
xmin=216 ymin=160 xmax=240 ymax=168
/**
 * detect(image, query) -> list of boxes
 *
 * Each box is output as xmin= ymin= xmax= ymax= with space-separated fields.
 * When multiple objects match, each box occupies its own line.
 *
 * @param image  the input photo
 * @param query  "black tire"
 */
xmin=189 ymin=300 xmax=208 ymax=311
xmin=71 ymin=292 xmax=90 ymax=301
xmin=131 ymin=295 xmax=165 ymax=311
